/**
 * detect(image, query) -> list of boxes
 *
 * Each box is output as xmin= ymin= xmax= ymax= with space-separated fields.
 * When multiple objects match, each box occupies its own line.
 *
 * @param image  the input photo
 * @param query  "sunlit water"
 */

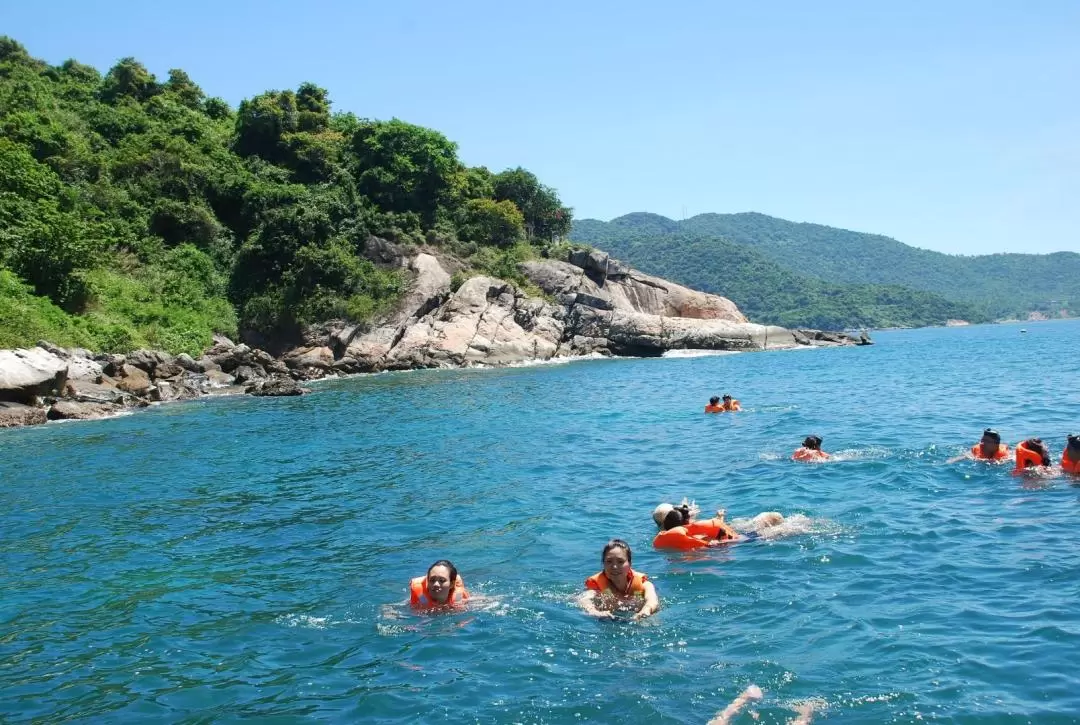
xmin=2 ymin=320 xmax=1079 ymax=723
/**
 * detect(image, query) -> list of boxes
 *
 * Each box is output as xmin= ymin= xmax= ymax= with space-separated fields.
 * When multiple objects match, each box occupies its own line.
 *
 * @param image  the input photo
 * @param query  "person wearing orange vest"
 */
xmin=410 ymin=559 xmax=469 ymax=610
xmin=971 ymin=428 xmax=1010 ymax=461
xmin=579 ymin=539 xmax=659 ymax=620
xmin=719 ymin=394 xmax=741 ymax=412
xmin=651 ymin=501 xmax=786 ymax=549
xmin=1062 ymin=434 xmax=1080 ymax=475
xmin=792 ymin=435 xmax=830 ymax=462
xmin=704 ymin=396 xmax=724 ymax=413
xmin=1014 ymin=438 xmax=1052 ymax=472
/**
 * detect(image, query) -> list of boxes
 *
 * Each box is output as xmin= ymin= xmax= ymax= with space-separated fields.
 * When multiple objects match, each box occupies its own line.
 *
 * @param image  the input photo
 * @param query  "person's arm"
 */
xmin=631 ymin=581 xmax=660 ymax=620
xmin=706 ymin=685 xmax=764 ymax=725
xmin=578 ymin=590 xmax=613 ymax=618
xmin=946 ymin=450 xmax=974 ymax=464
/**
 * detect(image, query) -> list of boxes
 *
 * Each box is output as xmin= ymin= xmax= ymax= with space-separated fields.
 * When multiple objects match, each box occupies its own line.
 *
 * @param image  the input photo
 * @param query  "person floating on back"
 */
xmin=579 ymin=539 xmax=659 ymax=620
xmin=971 ymin=428 xmax=1009 ymax=461
xmin=1062 ymin=434 xmax=1080 ymax=475
xmin=1014 ymin=437 xmax=1052 ymax=473
xmin=792 ymin=435 xmax=830 ymax=462
xmin=410 ymin=559 xmax=469 ymax=610
xmin=704 ymin=396 xmax=724 ymax=413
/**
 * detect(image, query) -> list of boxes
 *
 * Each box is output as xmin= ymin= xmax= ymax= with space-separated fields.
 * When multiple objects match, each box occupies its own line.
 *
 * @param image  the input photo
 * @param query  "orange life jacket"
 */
xmin=410 ymin=575 xmax=468 ymax=609
xmin=585 ymin=570 xmax=648 ymax=597
xmin=653 ymin=517 xmax=737 ymax=550
xmin=1062 ymin=451 xmax=1080 ymax=475
xmin=792 ymin=447 xmax=829 ymax=461
xmin=1014 ymin=441 xmax=1049 ymax=471
xmin=704 ymin=404 xmax=723 ymax=413
xmin=971 ymin=443 xmax=1009 ymax=461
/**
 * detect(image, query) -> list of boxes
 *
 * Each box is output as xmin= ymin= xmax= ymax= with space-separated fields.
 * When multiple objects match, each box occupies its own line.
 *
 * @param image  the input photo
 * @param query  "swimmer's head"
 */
xmin=803 ymin=435 xmax=823 ymax=450
xmin=709 ymin=396 xmax=720 ymax=405
xmin=1023 ymin=438 xmax=1051 ymax=466
xmin=601 ymin=539 xmax=632 ymax=579
xmin=1067 ymin=434 xmax=1080 ymax=452
xmin=981 ymin=428 xmax=1001 ymax=444
xmin=662 ymin=509 xmax=688 ymax=531
xmin=722 ymin=394 xmax=733 ymax=402
xmin=426 ymin=559 xmax=458 ymax=603
xmin=652 ymin=503 xmax=675 ymax=527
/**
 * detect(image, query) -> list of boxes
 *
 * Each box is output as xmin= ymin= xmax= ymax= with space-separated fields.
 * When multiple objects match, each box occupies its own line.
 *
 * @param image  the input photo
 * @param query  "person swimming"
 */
xmin=972 ymin=428 xmax=1010 ymax=461
xmin=579 ymin=539 xmax=659 ymax=620
xmin=410 ymin=559 xmax=469 ymax=610
xmin=1062 ymin=434 xmax=1080 ymax=475
xmin=705 ymin=396 xmax=724 ymax=413
xmin=719 ymin=394 xmax=741 ymax=412
xmin=651 ymin=501 xmax=786 ymax=550
xmin=1014 ymin=437 xmax=1052 ymax=472
xmin=792 ymin=435 xmax=830 ymax=461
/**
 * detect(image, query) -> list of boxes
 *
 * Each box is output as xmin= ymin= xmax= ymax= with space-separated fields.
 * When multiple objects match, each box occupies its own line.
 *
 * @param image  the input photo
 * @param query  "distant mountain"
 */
xmin=572 ymin=212 xmax=1078 ymax=326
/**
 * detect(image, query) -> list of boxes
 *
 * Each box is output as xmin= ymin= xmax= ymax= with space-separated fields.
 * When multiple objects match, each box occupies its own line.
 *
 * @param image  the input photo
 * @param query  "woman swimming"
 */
xmin=579 ymin=539 xmax=659 ymax=620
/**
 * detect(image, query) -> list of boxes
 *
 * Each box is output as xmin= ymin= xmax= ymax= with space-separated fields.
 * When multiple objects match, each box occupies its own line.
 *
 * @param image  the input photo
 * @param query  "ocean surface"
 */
xmin=2 ymin=320 xmax=1080 ymax=724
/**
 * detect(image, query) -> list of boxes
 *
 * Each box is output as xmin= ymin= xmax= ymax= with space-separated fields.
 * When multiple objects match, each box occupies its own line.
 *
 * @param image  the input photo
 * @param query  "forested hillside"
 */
xmin=0 ymin=38 xmax=571 ymax=353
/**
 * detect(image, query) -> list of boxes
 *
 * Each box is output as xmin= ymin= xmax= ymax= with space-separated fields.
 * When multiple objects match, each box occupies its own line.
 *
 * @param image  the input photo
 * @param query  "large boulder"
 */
xmin=246 ymin=378 xmax=307 ymax=397
xmin=0 ymin=348 xmax=69 ymax=403
xmin=150 ymin=379 xmax=203 ymax=403
xmin=115 ymin=364 xmax=153 ymax=395
xmin=65 ymin=379 xmax=127 ymax=405
xmin=125 ymin=349 xmax=173 ymax=375
xmin=283 ymin=346 xmax=335 ymax=370
xmin=0 ymin=401 xmax=47 ymax=428
xmin=47 ymin=400 xmax=122 ymax=421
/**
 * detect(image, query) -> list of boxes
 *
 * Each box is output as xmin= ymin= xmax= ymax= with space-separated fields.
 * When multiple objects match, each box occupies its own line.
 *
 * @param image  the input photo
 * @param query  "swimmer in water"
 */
xmin=579 ymin=539 xmax=659 ymax=621
xmin=792 ymin=435 xmax=830 ymax=461
xmin=410 ymin=559 xmax=469 ymax=610
xmin=705 ymin=396 xmax=724 ymax=413
xmin=705 ymin=685 xmax=820 ymax=725
xmin=1060 ymin=434 xmax=1080 ymax=475
xmin=946 ymin=428 xmax=1011 ymax=464
xmin=719 ymin=394 xmax=741 ymax=412
xmin=652 ymin=501 xmax=787 ymax=550
xmin=1014 ymin=437 xmax=1052 ymax=473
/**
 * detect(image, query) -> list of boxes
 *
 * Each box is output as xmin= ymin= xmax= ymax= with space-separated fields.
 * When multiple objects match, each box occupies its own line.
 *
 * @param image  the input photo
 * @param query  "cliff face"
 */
xmin=283 ymin=248 xmax=836 ymax=374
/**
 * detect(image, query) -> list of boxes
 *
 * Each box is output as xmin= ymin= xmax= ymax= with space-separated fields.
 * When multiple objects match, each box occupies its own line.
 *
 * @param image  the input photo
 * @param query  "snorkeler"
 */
xmin=410 ymin=559 xmax=469 ymax=609
xmin=705 ymin=396 xmax=724 ymax=413
xmin=792 ymin=435 xmax=830 ymax=461
xmin=579 ymin=539 xmax=659 ymax=620
xmin=651 ymin=502 xmax=786 ymax=550
xmin=1062 ymin=434 xmax=1080 ymax=475
xmin=1014 ymin=437 xmax=1052 ymax=472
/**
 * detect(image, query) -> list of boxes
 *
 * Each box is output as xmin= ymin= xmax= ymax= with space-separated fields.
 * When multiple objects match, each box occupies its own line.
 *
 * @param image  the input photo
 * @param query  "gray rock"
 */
xmin=203 ymin=369 xmax=236 ymax=388
xmin=97 ymin=354 xmax=126 ymax=377
xmin=47 ymin=400 xmax=122 ymax=421
xmin=36 ymin=340 xmax=69 ymax=357
xmin=153 ymin=361 xmax=186 ymax=380
xmin=0 ymin=401 xmax=48 ymax=428
xmin=150 ymin=379 xmax=203 ymax=403
xmin=175 ymin=353 xmax=201 ymax=372
xmin=65 ymin=379 xmax=126 ymax=404
xmin=126 ymin=349 xmax=172 ymax=374
xmin=0 ymin=348 xmax=69 ymax=403
xmin=115 ymin=364 xmax=153 ymax=395
xmin=233 ymin=365 xmax=266 ymax=385
xmin=195 ymin=355 xmax=221 ymax=373
xmin=246 ymin=378 xmax=307 ymax=397
xmin=363 ymin=235 xmax=405 ymax=266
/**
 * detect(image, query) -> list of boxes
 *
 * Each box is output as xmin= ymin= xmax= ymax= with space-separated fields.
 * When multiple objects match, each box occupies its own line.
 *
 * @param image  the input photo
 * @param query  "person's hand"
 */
xmin=631 ymin=609 xmax=652 ymax=621
xmin=593 ymin=610 xmax=615 ymax=619
xmin=715 ymin=509 xmax=726 ymax=519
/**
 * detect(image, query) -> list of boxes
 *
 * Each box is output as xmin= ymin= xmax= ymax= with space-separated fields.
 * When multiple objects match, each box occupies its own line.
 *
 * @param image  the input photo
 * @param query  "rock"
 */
xmin=126 ymin=349 xmax=172 ymax=374
xmin=66 ymin=355 xmax=103 ymax=382
xmin=115 ymin=364 xmax=153 ymax=395
xmin=203 ymin=369 xmax=236 ymax=388
xmin=175 ymin=353 xmax=201 ymax=372
xmin=283 ymin=346 xmax=335 ymax=370
xmin=265 ymin=359 xmax=289 ymax=375
xmin=252 ymin=349 xmax=275 ymax=367
xmin=97 ymin=354 xmax=126 ymax=377
xmin=47 ymin=400 xmax=122 ymax=421
xmin=211 ymin=333 xmax=236 ymax=350
xmin=363 ymin=235 xmax=405 ymax=267
xmin=195 ymin=355 xmax=221 ymax=373
xmin=246 ymin=378 xmax=307 ymax=396
xmin=0 ymin=401 xmax=47 ymax=428
xmin=65 ymin=379 xmax=126 ymax=404
xmin=233 ymin=365 xmax=266 ymax=385
xmin=150 ymin=379 xmax=203 ymax=403
xmin=36 ymin=340 xmax=69 ymax=357
xmin=0 ymin=348 xmax=69 ymax=403
xmin=153 ymin=361 xmax=186 ymax=380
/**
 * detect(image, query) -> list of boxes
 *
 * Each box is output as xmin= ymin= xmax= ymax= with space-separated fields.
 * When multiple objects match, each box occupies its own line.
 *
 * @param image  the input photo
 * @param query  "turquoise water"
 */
xmin=2 ymin=321 xmax=1080 ymax=723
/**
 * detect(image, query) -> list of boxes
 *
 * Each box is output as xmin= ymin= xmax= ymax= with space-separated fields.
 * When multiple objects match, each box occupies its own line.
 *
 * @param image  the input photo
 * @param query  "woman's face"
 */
xmin=426 ymin=565 xmax=453 ymax=603
xmin=603 ymin=547 xmax=630 ymax=582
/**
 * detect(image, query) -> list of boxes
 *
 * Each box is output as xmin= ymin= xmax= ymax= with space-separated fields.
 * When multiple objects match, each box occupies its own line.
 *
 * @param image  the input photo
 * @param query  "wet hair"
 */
xmin=982 ymin=428 xmax=1001 ymax=443
xmin=601 ymin=539 xmax=632 ymax=565
xmin=1023 ymin=438 xmax=1051 ymax=466
xmin=722 ymin=394 xmax=733 ymax=401
xmin=709 ymin=396 xmax=720 ymax=405
xmin=427 ymin=559 xmax=458 ymax=587
xmin=803 ymin=435 xmax=823 ymax=450
xmin=1067 ymin=434 xmax=1080 ymax=451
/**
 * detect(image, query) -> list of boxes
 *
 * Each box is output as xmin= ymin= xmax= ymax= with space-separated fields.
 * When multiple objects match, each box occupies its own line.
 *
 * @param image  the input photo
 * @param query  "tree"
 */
xmin=492 ymin=167 xmax=572 ymax=241
xmin=164 ymin=69 xmax=205 ymax=110
xmin=100 ymin=57 xmax=161 ymax=103
xmin=460 ymin=198 xmax=525 ymax=247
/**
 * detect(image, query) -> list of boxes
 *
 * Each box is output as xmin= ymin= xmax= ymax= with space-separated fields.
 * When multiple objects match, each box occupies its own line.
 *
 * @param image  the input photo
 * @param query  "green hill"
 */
xmin=569 ymin=222 xmax=983 ymax=329
xmin=592 ymin=212 xmax=1077 ymax=320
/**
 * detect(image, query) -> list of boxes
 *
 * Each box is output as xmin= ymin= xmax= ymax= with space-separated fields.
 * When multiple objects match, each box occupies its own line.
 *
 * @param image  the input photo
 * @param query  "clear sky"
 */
xmin=4 ymin=0 xmax=1078 ymax=254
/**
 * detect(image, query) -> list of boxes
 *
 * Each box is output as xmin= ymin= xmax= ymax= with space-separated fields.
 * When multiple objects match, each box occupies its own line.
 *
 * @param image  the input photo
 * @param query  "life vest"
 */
xmin=1014 ymin=441 xmax=1049 ymax=471
xmin=971 ymin=443 xmax=1009 ymax=461
xmin=410 ymin=575 xmax=468 ymax=609
xmin=1062 ymin=451 xmax=1080 ymax=475
xmin=585 ymin=570 xmax=648 ymax=597
xmin=792 ymin=447 xmax=829 ymax=461
xmin=704 ymin=404 xmax=723 ymax=413
xmin=654 ymin=517 xmax=737 ymax=550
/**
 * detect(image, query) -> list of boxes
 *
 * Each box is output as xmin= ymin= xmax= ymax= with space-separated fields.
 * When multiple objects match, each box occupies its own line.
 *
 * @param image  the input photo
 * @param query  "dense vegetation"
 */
xmin=0 ymin=38 xmax=571 ymax=354
xmin=576 ymin=212 xmax=1078 ymax=323
xmin=571 ymin=221 xmax=986 ymax=329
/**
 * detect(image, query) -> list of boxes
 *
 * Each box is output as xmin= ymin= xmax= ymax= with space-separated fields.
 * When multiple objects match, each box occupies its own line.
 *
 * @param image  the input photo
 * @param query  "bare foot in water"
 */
xmin=706 ymin=684 xmax=764 ymax=725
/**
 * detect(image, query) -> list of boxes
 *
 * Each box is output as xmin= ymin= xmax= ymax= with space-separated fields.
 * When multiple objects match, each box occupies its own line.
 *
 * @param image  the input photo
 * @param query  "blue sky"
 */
xmin=5 ymin=0 xmax=1078 ymax=254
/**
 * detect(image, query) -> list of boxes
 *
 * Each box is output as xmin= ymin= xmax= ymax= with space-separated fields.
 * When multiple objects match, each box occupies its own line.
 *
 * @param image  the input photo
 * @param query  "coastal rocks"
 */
xmin=246 ymin=378 xmax=307 ymax=396
xmin=65 ymin=379 xmax=127 ymax=405
xmin=47 ymin=400 xmax=122 ymax=421
xmin=0 ymin=348 xmax=69 ymax=403
xmin=0 ymin=401 xmax=48 ymax=428
xmin=115 ymin=364 xmax=153 ymax=395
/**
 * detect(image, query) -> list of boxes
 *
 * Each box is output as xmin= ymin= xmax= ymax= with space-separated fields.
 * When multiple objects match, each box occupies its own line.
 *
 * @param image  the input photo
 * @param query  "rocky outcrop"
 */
xmin=0 ymin=401 xmax=48 ymax=428
xmin=0 ymin=347 xmax=68 ymax=403
xmin=246 ymin=378 xmax=307 ymax=396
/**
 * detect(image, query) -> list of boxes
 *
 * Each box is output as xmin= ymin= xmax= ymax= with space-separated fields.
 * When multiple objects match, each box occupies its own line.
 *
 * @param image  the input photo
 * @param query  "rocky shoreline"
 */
xmin=0 ymin=248 xmax=869 ymax=429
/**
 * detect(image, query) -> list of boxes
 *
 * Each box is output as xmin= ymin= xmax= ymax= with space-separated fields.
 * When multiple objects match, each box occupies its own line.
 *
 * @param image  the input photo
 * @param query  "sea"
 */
xmin=2 ymin=319 xmax=1079 ymax=723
